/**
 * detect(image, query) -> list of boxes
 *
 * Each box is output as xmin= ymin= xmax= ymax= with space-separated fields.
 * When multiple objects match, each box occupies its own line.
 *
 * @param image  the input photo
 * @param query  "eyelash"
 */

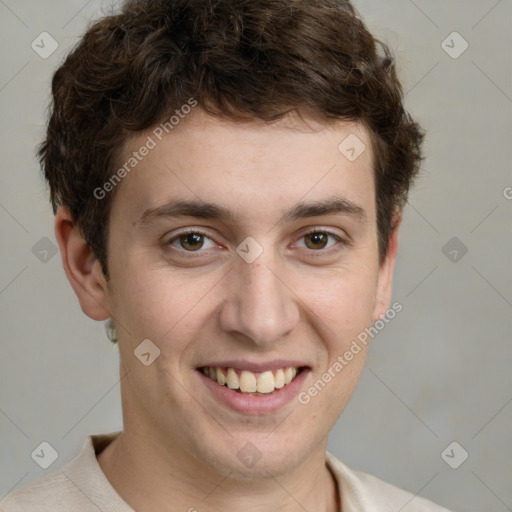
xmin=165 ymin=228 xmax=347 ymax=257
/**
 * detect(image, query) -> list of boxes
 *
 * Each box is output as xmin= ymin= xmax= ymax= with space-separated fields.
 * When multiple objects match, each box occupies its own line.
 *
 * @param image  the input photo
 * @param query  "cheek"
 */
xmin=110 ymin=259 xmax=222 ymax=350
xmin=297 ymin=265 xmax=379 ymax=345
xmin=296 ymin=268 xmax=377 ymax=424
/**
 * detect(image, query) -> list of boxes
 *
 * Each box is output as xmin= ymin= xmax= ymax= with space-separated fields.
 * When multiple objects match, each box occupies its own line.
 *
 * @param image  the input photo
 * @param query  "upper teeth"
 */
xmin=202 ymin=366 xmax=299 ymax=394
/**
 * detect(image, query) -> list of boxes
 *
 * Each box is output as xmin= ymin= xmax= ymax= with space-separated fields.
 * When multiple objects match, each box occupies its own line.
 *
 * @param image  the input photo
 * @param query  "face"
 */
xmin=69 ymin=108 xmax=397 ymax=479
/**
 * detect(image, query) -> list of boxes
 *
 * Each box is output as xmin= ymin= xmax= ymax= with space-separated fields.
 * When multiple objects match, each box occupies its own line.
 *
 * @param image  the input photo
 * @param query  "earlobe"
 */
xmin=54 ymin=207 xmax=111 ymax=321
xmin=372 ymin=211 xmax=402 ymax=323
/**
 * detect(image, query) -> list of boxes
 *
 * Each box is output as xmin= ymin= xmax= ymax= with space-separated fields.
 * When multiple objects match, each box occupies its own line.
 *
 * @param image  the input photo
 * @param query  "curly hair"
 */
xmin=39 ymin=0 xmax=425 ymax=279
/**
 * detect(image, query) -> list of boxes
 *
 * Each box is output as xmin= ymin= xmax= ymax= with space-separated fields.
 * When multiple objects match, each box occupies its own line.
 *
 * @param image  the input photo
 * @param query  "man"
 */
xmin=0 ymin=0 xmax=452 ymax=510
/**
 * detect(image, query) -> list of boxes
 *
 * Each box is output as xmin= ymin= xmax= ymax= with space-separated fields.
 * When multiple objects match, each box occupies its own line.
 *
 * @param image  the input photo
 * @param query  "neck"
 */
xmin=97 ymin=426 xmax=339 ymax=512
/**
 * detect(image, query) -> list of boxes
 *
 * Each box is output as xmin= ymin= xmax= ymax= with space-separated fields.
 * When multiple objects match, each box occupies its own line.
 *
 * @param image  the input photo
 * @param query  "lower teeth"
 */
xmin=234 ymin=388 xmax=276 ymax=395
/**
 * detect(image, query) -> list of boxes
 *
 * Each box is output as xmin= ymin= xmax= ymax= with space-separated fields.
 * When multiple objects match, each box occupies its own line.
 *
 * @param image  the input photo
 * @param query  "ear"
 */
xmin=54 ymin=206 xmax=111 ymax=321
xmin=372 ymin=211 xmax=401 ymax=323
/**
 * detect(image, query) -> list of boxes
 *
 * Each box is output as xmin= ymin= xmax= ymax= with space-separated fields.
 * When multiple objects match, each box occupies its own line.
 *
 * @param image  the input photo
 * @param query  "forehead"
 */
xmin=110 ymin=108 xmax=376 ymax=226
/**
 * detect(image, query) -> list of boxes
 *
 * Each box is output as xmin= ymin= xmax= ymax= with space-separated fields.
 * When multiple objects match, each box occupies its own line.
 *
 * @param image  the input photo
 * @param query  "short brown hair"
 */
xmin=39 ymin=0 xmax=424 ymax=279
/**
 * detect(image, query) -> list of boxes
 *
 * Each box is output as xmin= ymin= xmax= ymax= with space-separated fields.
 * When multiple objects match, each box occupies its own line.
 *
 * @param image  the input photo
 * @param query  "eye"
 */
xmin=295 ymin=231 xmax=342 ymax=251
xmin=165 ymin=228 xmax=345 ymax=256
xmin=168 ymin=230 xmax=218 ymax=252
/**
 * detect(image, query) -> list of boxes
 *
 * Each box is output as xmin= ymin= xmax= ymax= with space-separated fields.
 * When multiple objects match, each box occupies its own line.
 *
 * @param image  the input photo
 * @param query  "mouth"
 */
xmin=198 ymin=366 xmax=306 ymax=395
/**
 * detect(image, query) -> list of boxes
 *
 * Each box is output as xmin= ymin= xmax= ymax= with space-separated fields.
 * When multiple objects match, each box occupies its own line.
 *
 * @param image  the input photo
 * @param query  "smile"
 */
xmin=200 ymin=366 xmax=304 ymax=394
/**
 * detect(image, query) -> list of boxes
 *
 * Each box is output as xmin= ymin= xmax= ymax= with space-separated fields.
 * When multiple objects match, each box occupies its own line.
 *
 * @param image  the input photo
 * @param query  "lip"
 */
xmin=198 ymin=366 xmax=310 ymax=415
xmin=196 ymin=359 xmax=308 ymax=373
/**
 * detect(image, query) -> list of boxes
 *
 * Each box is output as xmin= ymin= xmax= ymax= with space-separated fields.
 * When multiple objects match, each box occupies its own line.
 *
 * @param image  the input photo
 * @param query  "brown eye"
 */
xmin=304 ymin=232 xmax=330 ymax=250
xmin=166 ymin=230 xmax=219 ymax=257
xmin=178 ymin=233 xmax=205 ymax=251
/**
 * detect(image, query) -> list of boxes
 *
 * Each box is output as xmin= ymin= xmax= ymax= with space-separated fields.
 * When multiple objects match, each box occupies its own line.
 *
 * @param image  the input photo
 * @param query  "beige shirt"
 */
xmin=0 ymin=432 xmax=452 ymax=511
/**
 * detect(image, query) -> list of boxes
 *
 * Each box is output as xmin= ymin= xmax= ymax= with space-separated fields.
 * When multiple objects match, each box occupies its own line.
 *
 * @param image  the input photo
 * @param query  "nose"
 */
xmin=217 ymin=256 xmax=300 ymax=348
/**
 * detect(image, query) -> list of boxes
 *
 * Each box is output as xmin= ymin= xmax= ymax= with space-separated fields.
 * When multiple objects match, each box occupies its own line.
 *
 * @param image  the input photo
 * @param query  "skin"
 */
xmin=55 ymin=107 xmax=400 ymax=512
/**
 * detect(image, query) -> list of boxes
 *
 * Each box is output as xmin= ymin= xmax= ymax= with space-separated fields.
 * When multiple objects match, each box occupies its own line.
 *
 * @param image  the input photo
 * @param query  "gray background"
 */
xmin=1 ymin=1 xmax=511 ymax=511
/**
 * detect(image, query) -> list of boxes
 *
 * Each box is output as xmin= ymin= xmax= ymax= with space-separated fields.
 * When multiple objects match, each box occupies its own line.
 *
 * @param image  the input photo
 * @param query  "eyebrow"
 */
xmin=136 ymin=196 xmax=367 ymax=227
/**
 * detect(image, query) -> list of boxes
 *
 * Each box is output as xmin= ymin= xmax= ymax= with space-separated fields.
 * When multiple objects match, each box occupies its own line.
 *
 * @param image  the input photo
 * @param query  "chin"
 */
xmin=190 ymin=429 xmax=313 ymax=480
